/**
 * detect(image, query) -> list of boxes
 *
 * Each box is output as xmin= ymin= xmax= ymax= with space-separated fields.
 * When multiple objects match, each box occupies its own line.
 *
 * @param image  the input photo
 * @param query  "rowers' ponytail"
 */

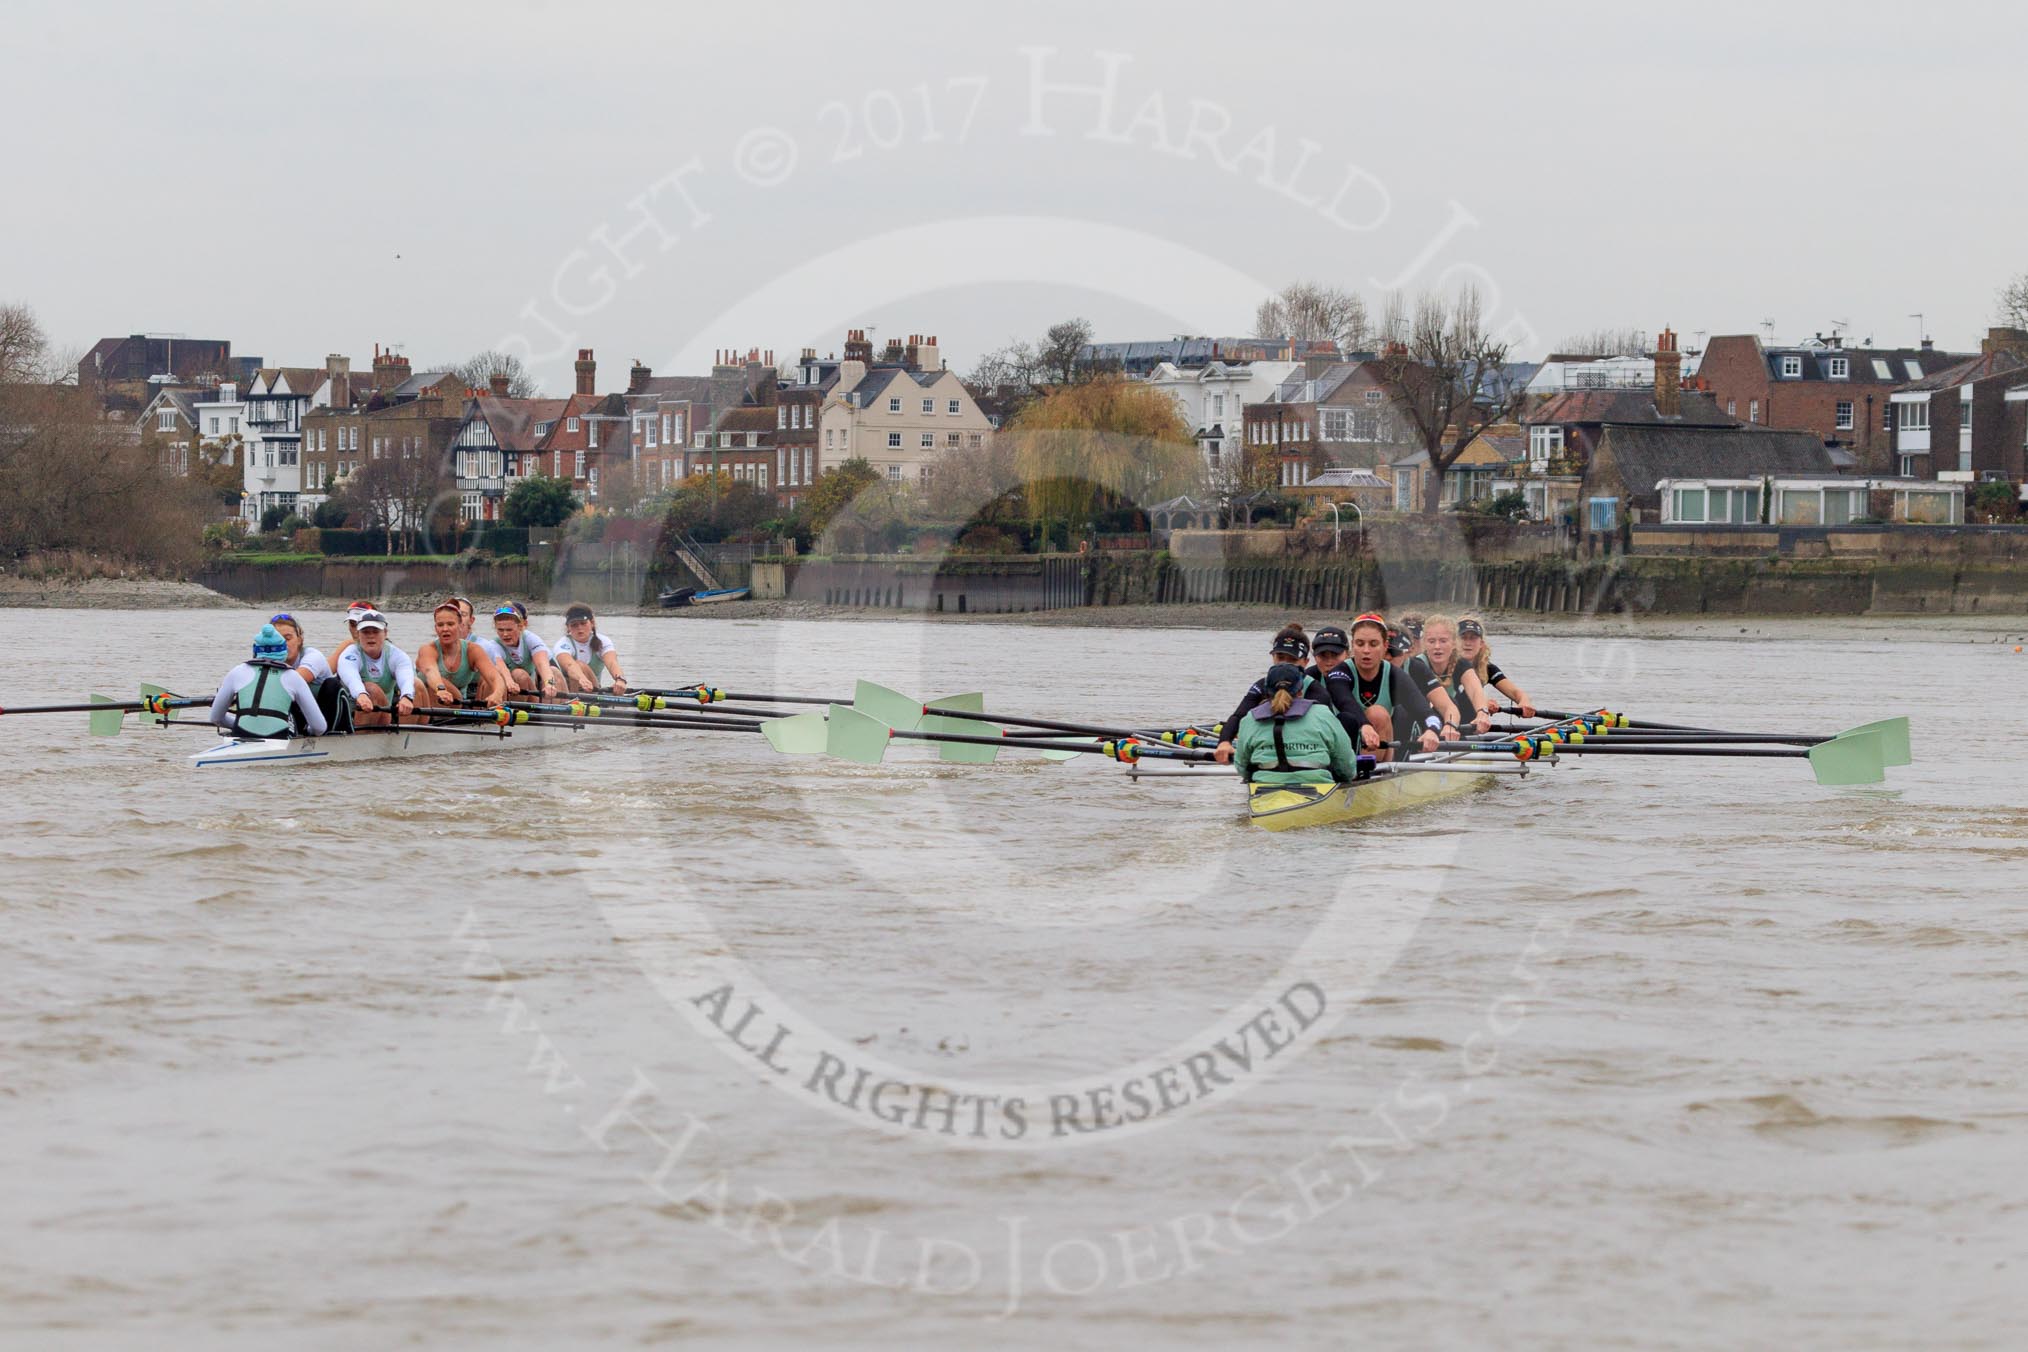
xmin=1270 ymin=689 xmax=1295 ymax=716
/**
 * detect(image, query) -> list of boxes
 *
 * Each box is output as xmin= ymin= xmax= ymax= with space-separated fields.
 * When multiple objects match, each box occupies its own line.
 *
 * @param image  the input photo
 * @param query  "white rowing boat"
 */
xmin=189 ymin=720 xmax=625 ymax=769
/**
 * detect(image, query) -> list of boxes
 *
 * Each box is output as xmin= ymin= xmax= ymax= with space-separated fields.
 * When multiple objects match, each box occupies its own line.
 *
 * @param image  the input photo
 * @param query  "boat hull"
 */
xmin=1246 ymin=764 xmax=1490 ymax=831
xmin=189 ymin=721 xmax=618 ymax=769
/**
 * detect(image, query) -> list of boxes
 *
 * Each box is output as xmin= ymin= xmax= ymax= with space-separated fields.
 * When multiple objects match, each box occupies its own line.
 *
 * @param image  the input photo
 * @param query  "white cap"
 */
xmin=354 ymin=609 xmax=389 ymax=632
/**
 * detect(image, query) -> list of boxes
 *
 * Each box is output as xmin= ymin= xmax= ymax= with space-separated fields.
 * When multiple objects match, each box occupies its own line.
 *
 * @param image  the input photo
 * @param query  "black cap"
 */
xmin=1312 ymin=626 xmax=1349 ymax=654
xmin=1396 ymin=615 xmax=1424 ymax=639
xmin=1265 ymin=662 xmax=1306 ymax=694
xmin=1270 ymin=633 xmax=1309 ymax=660
xmin=1386 ymin=631 xmax=1413 ymax=657
xmin=1458 ymin=618 xmax=1484 ymax=637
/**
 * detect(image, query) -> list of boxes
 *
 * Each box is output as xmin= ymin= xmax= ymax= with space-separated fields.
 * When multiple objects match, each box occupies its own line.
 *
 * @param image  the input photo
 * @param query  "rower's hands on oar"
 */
xmin=1473 ymin=710 xmax=1493 ymax=735
xmin=610 ymin=679 xmax=629 ymax=695
xmin=1358 ymin=725 xmax=1382 ymax=751
xmin=1213 ymin=741 xmax=1234 ymax=765
xmin=395 ymin=696 xmax=415 ymax=717
xmin=1419 ymin=728 xmax=1441 ymax=753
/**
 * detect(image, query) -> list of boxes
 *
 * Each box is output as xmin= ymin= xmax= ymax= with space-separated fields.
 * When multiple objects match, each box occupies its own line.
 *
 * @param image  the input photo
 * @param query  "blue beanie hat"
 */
xmin=252 ymin=623 xmax=290 ymax=664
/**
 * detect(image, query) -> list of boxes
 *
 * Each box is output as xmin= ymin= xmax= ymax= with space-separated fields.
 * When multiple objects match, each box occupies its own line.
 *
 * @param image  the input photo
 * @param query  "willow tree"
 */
xmin=1007 ymin=376 xmax=1200 ymax=534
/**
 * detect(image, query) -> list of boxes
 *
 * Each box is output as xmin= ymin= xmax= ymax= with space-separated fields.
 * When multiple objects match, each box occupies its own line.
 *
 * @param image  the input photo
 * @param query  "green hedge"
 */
xmin=312 ymin=525 xmax=530 ymax=556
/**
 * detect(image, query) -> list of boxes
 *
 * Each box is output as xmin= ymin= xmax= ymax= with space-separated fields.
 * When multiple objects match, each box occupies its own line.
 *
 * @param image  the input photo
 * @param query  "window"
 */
xmin=887 ymin=464 xmax=901 ymax=481
xmin=1670 ymin=487 xmax=1708 ymax=523
xmin=567 ymin=417 xmax=579 ymax=432
xmin=887 ymin=396 xmax=901 ymax=413
xmin=157 ymin=410 xmax=175 ymax=431
xmin=887 ymin=432 xmax=902 ymax=448
xmin=1211 ymin=394 xmax=1224 ymax=417
xmin=589 ymin=421 xmax=599 ymax=449
xmin=1899 ymin=402 xmax=1929 ymax=432
xmin=1727 ymin=399 xmax=1737 ymax=416
xmin=968 ymin=434 xmax=982 ymax=449
xmin=922 ymin=398 xmax=934 ymax=414
xmin=1900 ymin=454 xmax=1919 ymax=477
xmin=1528 ymin=424 xmax=1563 ymax=468
xmin=947 ymin=398 xmax=960 ymax=415
xmin=919 ymin=433 xmax=934 ymax=449
xmin=1365 ymin=390 xmax=1382 ymax=404
xmin=574 ymin=451 xmax=586 ymax=478
xmin=756 ymin=465 xmax=767 ymax=490
xmin=1823 ymin=487 xmax=1863 ymax=527
xmin=1872 ymin=359 xmax=1893 ymax=380
xmin=1828 ymin=357 xmax=1848 ymax=379
xmin=588 ymin=465 xmax=600 ymax=496
xmin=1748 ymin=400 xmax=1759 ymax=423
xmin=645 ymin=421 xmax=657 ymax=448
xmin=208 ymin=417 xmax=220 ymax=435
xmin=826 ymin=429 xmax=835 ymax=448
xmin=1959 ymin=394 xmax=1973 ymax=430
xmin=1587 ymin=497 xmax=1618 ymax=532
xmin=920 ymin=465 xmax=934 ymax=484
xmin=1905 ymin=361 xmax=1924 ymax=380
xmin=777 ymin=407 xmax=787 ymax=430
xmin=1781 ymin=355 xmax=1802 ymax=378
xmin=1835 ymin=400 xmax=1854 ymax=430
xmin=946 ymin=432 xmax=960 ymax=448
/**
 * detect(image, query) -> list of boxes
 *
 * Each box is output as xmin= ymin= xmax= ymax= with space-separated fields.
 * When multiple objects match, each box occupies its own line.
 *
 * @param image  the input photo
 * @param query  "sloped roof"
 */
xmin=390 ymin=369 xmax=455 ymax=398
xmin=1526 ymin=388 xmax=1734 ymax=428
xmin=470 ymin=395 xmax=571 ymax=451
xmin=259 ymin=366 xmax=330 ymax=397
xmin=1759 ymin=343 xmax=1969 ymax=384
xmin=1898 ymin=349 xmax=2028 ymax=393
xmin=1593 ymin=425 xmax=1834 ymax=498
xmin=716 ymin=406 xmax=776 ymax=432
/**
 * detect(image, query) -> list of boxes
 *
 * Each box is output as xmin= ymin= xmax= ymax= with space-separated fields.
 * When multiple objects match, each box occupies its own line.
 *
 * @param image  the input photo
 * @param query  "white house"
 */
xmin=1142 ymin=359 xmax=1298 ymax=475
xmin=817 ymin=355 xmax=993 ymax=488
xmin=237 ymin=367 xmax=336 ymax=525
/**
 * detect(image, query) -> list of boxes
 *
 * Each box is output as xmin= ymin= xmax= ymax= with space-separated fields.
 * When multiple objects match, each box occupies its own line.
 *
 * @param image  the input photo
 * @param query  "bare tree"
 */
xmin=449 ymin=350 xmax=540 ymax=398
xmin=1998 ymin=274 xmax=2028 ymax=330
xmin=1372 ymin=287 xmax=1525 ymax=515
xmin=1255 ymin=282 xmax=1369 ymax=353
xmin=967 ymin=339 xmax=1041 ymax=392
xmin=1554 ymin=328 xmax=1651 ymax=357
xmin=1038 ymin=318 xmax=1094 ymax=386
xmin=0 ymin=303 xmax=48 ymax=386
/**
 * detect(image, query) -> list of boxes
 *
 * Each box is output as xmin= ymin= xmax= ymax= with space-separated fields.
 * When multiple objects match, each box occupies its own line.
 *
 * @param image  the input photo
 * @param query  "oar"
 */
xmin=813 ymin=703 xmax=1215 ymax=767
xmin=5 ymin=695 xmax=202 ymax=717
xmin=1440 ymin=728 xmax=1888 ymax=785
xmin=433 ymin=704 xmax=766 ymax=734
xmin=516 ymin=691 xmax=799 ymax=722
xmin=643 ymin=684 xmax=834 ymax=707
xmin=1502 ymin=712 xmax=1909 ymax=767
xmin=1488 ymin=725 xmax=1831 ymax=747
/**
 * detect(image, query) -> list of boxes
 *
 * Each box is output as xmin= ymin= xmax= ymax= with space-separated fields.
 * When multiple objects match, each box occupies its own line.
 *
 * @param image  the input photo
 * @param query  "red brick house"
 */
xmin=1521 ymin=330 xmax=1738 ymax=478
xmin=1696 ymin=334 xmax=1971 ymax=471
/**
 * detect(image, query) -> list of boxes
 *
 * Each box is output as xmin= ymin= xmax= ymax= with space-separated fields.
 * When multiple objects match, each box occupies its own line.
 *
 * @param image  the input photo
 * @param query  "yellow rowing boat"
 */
xmin=1246 ymin=764 xmax=1492 ymax=831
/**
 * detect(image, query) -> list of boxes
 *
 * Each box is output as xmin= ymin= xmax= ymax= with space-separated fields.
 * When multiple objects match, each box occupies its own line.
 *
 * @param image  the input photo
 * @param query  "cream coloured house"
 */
xmin=818 ymin=345 xmax=993 ymax=489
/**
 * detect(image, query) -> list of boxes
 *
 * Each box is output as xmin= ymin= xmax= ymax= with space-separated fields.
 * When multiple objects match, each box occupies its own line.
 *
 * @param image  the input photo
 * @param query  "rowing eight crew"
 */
xmin=209 ymin=600 xmax=631 ymax=739
xmin=1214 ymin=612 xmax=1534 ymax=786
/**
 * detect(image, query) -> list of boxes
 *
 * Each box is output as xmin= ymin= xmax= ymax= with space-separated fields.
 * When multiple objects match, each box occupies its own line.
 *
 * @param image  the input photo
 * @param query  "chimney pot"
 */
xmin=489 ymin=373 xmax=511 ymax=397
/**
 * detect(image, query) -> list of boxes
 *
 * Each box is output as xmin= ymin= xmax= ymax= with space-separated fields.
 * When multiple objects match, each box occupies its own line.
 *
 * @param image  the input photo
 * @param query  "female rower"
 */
xmin=416 ymin=600 xmax=507 ymax=709
xmin=1457 ymin=615 xmax=1533 ymax=718
xmin=1420 ymin=614 xmax=1493 ymax=735
xmin=268 ymin=612 xmax=347 ymax=730
xmin=553 ymin=603 xmax=629 ymax=695
xmin=1387 ymin=620 xmax=1465 ymax=731
xmin=209 ymin=623 xmax=328 ymax=739
xmin=329 ymin=598 xmax=378 ymax=666
xmin=1232 ymin=662 xmax=1357 ymax=786
xmin=1346 ymin=614 xmax=1445 ymax=760
xmin=336 ymin=610 xmax=417 ymax=727
xmin=1212 ymin=624 xmax=1313 ymax=763
xmin=489 ymin=602 xmax=562 ymax=699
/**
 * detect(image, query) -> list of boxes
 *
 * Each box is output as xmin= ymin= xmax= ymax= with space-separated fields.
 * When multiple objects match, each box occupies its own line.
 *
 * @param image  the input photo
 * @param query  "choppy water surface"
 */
xmin=2 ymin=606 xmax=2024 ymax=1349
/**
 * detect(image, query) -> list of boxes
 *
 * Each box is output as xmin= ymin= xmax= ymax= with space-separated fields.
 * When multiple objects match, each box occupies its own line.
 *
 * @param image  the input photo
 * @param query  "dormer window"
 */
xmin=1905 ymin=360 xmax=1924 ymax=380
xmin=1827 ymin=357 xmax=1848 ymax=379
xmin=1780 ymin=356 xmax=1803 ymax=378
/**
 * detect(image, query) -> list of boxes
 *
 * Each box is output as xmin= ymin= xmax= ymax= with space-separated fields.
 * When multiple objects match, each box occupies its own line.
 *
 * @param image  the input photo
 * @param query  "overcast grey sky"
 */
xmin=8 ymin=0 xmax=2024 ymax=389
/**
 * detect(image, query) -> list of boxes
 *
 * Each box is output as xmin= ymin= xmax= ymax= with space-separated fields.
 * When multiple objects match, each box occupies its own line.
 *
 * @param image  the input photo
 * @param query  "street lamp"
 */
xmin=1325 ymin=499 xmax=1363 ymax=554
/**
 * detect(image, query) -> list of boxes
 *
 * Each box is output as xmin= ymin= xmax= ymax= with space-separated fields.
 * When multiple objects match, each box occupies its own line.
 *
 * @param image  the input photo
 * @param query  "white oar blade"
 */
xmin=926 ymin=692 xmax=985 ymax=715
xmin=826 ymin=704 xmax=893 ymax=764
xmin=761 ymin=711 xmax=829 ymax=755
xmin=921 ymin=714 xmax=999 ymax=764
xmin=1844 ymin=716 xmax=1910 ymax=767
xmin=87 ymin=695 xmax=125 ymax=737
xmin=852 ymin=680 xmax=923 ymax=731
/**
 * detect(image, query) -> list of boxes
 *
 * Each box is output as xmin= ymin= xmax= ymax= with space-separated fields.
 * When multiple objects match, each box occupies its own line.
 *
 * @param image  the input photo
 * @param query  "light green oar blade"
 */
xmin=926 ymin=692 xmax=985 ymax=715
xmin=1039 ymin=745 xmax=1091 ymax=762
xmin=921 ymin=714 xmax=999 ymax=764
xmin=1843 ymin=716 xmax=1910 ymax=767
xmin=826 ymin=704 xmax=893 ymax=765
xmin=137 ymin=682 xmax=172 ymax=728
xmin=1807 ymin=729 xmax=1886 ymax=786
xmin=762 ymin=711 xmax=830 ymax=755
xmin=87 ymin=694 xmax=125 ymax=737
xmin=853 ymin=680 xmax=923 ymax=731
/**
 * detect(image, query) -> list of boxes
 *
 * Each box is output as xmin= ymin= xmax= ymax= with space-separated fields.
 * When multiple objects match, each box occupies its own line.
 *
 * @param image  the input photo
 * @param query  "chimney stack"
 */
xmin=326 ymin=353 xmax=351 ymax=408
xmin=628 ymin=360 xmax=652 ymax=395
xmin=489 ymin=373 xmax=511 ymax=398
xmin=844 ymin=328 xmax=873 ymax=364
xmin=574 ymin=348 xmax=596 ymax=396
xmin=1654 ymin=326 xmax=1682 ymax=418
xmin=1980 ymin=326 xmax=2028 ymax=356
